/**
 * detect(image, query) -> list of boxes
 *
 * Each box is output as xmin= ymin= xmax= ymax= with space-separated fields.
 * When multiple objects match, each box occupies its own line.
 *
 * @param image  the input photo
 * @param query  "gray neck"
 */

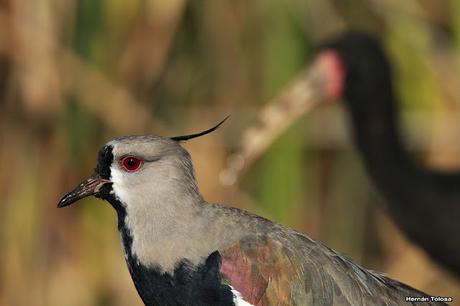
xmin=120 ymin=183 xmax=198 ymax=267
xmin=117 ymin=186 xmax=247 ymax=273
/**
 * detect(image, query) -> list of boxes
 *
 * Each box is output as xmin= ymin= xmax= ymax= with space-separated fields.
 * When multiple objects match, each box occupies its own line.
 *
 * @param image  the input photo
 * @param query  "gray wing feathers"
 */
xmin=208 ymin=205 xmax=444 ymax=305
xmin=273 ymin=230 xmax=445 ymax=306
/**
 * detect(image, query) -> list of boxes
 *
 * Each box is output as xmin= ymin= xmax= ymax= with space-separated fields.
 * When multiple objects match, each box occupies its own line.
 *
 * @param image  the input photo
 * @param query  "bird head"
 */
xmin=318 ymin=32 xmax=395 ymax=118
xmin=58 ymin=118 xmax=228 ymax=210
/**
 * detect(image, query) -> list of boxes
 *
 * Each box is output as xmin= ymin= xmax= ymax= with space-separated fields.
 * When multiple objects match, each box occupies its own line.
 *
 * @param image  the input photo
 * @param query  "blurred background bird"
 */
xmin=1 ymin=1 xmax=460 ymax=305
xmin=318 ymin=32 xmax=460 ymax=279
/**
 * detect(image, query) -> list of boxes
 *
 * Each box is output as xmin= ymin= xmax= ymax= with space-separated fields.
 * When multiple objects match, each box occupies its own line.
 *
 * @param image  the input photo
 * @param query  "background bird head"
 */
xmin=319 ymin=32 xmax=397 ymax=123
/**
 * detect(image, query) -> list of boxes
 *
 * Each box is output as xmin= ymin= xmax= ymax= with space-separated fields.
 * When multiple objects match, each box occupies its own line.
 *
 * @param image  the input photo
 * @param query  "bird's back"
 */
xmin=212 ymin=205 xmax=445 ymax=306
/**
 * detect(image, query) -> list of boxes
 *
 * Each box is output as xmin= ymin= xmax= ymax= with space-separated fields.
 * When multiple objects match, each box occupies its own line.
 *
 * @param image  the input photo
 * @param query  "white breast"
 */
xmin=231 ymin=286 xmax=254 ymax=306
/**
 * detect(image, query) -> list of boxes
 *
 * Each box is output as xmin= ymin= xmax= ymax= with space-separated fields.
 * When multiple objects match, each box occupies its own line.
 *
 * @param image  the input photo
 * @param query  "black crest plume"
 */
xmin=170 ymin=116 xmax=230 ymax=142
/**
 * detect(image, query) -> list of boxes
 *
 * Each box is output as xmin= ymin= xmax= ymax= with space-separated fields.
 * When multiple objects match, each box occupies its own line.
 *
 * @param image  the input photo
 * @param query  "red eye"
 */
xmin=120 ymin=156 xmax=143 ymax=172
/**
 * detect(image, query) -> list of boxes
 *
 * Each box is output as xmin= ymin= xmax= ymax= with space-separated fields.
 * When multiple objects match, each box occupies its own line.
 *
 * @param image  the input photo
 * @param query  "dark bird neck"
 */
xmin=323 ymin=32 xmax=460 ymax=276
xmin=343 ymin=56 xmax=417 ymax=190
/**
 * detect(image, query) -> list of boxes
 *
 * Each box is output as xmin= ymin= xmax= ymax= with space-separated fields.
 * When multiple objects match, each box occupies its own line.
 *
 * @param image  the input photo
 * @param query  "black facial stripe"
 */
xmin=95 ymin=144 xmax=114 ymax=179
xmin=94 ymin=144 xmax=122 ymax=210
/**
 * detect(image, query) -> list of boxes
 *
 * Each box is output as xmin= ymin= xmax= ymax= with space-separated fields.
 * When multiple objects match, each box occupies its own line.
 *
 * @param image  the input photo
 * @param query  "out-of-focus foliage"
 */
xmin=0 ymin=1 xmax=459 ymax=305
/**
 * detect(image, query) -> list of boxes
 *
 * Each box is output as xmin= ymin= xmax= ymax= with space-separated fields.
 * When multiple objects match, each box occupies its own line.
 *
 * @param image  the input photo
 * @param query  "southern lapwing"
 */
xmin=58 ymin=119 xmax=445 ymax=305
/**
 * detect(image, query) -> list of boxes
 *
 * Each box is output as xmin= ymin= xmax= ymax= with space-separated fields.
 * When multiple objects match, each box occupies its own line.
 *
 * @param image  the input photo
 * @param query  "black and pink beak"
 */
xmin=58 ymin=174 xmax=111 ymax=208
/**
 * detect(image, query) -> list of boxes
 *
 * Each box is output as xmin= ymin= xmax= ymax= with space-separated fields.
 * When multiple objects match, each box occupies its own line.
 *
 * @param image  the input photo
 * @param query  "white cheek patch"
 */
xmin=110 ymin=164 xmax=153 ymax=264
xmin=110 ymin=166 xmax=130 ymax=205
xmin=230 ymin=286 xmax=254 ymax=306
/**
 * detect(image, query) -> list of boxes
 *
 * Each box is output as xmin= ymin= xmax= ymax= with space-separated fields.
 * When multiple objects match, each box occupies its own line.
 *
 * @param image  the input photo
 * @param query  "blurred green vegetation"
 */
xmin=1 ymin=1 xmax=460 ymax=305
